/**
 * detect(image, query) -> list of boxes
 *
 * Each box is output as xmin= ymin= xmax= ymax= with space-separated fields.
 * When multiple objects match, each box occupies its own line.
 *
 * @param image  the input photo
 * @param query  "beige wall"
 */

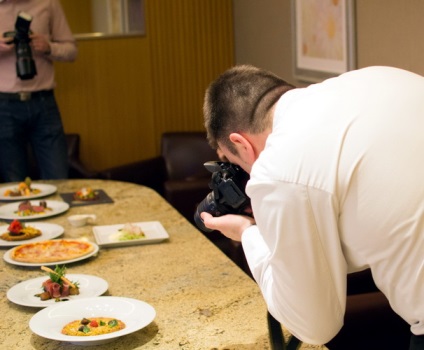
xmin=355 ymin=0 xmax=424 ymax=73
xmin=233 ymin=0 xmax=424 ymax=84
xmin=55 ymin=0 xmax=234 ymax=171
xmin=233 ymin=0 xmax=294 ymax=81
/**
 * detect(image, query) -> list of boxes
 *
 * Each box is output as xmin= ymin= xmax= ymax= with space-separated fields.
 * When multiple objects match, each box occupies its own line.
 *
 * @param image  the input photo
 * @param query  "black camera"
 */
xmin=194 ymin=161 xmax=251 ymax=232
xmin=4 ymin=12 xmax=37 ymax=80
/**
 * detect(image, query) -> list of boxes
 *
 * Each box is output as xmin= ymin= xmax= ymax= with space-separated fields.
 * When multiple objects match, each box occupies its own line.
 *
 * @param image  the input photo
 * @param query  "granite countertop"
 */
xmin=0 ymin=179 xmax=327 ymax=350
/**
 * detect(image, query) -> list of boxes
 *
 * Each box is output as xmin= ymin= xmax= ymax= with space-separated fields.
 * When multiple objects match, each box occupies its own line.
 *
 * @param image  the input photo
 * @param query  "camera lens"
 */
xmin=194 ymin=192 xmax=219 ymax=232
xmin=12 ymin=12 xmax=37 ymax=80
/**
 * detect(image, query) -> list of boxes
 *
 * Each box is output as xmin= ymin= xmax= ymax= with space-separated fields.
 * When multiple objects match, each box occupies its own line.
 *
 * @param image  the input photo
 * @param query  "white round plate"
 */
xmin=0 ymin=183 xmax=57 ymax=201
xmin=7 ymin=274 xmax=109 ymax=308
xmin=0 ymin=223 xmax=64 ymax=247
xmin=29 ymin=296 xmax=156 ymax=346
xmin=3 ymin=240 xmax=99 ymax=267
xmin=0 ymin=200 xmax=69 ymax=221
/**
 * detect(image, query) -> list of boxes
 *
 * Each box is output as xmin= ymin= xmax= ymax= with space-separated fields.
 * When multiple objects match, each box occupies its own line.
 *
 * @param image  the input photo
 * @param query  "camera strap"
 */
xmin=268 ymin=311 xmax=302 ymax=350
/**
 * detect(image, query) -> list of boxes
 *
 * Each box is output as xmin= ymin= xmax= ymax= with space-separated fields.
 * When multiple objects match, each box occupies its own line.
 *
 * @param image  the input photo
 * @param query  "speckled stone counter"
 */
xmin=0 ymin=179 xmax=327 ymax=350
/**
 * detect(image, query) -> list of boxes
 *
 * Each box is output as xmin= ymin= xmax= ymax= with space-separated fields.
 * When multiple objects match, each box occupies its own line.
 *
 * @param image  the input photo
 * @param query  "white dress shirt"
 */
xmin=243 ymin=66 xmax=424 ymax=344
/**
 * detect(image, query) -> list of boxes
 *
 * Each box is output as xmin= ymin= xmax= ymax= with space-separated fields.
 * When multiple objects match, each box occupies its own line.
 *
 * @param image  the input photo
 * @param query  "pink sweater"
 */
xmin=0 ymin=0 xmax=77 ymax=92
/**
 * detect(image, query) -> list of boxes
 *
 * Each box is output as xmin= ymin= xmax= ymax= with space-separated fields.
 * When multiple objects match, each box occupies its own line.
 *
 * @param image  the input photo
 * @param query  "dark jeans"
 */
xmin=0 ymin=90 xmax=68 ymax=182
xmin=410 ymin=335 xmax=424 ymax=350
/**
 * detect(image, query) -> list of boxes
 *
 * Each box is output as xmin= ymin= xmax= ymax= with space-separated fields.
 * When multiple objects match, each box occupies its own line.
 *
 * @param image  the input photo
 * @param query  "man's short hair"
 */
xmin=203 ymin=65 xmax=295 ymax=153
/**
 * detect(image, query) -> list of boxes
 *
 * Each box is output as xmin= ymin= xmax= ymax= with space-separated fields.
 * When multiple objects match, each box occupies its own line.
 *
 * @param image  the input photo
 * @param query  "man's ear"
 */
xmin=229 ymin=132 xmax=256 ymax=164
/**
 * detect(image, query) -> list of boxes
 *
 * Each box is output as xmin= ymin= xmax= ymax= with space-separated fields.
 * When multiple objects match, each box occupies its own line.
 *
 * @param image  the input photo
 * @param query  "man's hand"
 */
xmin=0 ymin=37 xmax=14 ymax=52
xmin=30 ymin=33 xmax=51 ymax=54
xmin=200 ymin=212 xmax=255 ymax=241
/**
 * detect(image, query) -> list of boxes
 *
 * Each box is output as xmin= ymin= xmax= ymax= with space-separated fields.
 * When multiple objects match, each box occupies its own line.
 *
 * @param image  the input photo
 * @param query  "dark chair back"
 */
xmin=161 ymin=132 xmax=217 ymax=181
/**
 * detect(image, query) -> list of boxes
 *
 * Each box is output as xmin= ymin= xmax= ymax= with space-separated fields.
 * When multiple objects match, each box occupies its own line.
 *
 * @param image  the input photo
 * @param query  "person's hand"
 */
xmin=200 ymin=212 xmax=255 ymax=241
xmin=0 ymin=37 xmax=14 ymax=52
xmin=30 ymin=33 xmax=51 ymax=54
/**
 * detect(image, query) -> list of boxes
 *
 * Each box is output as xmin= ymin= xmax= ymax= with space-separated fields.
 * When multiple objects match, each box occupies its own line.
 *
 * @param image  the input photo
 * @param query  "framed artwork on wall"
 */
xmin=292 ymin=0 xmax=356 ymax=83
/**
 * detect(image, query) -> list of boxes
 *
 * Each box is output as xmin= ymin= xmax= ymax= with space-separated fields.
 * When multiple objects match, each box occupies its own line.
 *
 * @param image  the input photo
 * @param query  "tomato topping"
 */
xmin=8 ymin=219 xmax=23 ymax=234
xmin=89 ymin=320 xmax=99 ymax=327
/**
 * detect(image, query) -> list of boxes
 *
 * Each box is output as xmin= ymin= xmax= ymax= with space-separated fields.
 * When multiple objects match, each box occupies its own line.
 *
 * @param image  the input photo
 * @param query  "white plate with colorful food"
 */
xmin=3 ymin=239 xmax=99 ymax=267
xmin=0 ymin=179 xmax=57 ymax=201
xmin=0 ymin=220 xmax=64 ymax=247
xmin=29 ymin=296 xmax=156 ymax=345
xmin=93 ymin=221 xmax=169 ymax=248
xmin=7 ymin=266 xmax=109 ymax=308
xmin=0 ymin=200 xmax=69 ymax=221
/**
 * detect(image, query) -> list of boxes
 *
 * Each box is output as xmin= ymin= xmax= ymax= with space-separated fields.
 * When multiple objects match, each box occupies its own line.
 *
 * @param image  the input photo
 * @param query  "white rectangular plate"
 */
xmin=93 ymin=221 xmax=169 ymax=248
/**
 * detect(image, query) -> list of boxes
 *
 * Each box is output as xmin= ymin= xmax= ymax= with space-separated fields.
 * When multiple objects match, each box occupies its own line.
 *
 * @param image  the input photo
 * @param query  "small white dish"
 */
xmin=93 ymin=221 xmax=169 ymax=248
xmin=7 ymin=274 xmax=109 ymax=308
xmin=29 ymin=296 xmax=156 ymax=346
xmin=0 ymin=222 xmax=64 ymax=247
xmin=68 ymin=214 xmax=97 ymax=227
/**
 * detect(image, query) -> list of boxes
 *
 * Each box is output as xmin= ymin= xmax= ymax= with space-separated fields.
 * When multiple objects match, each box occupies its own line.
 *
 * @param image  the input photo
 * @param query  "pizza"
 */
xmin=10 ymin=239 xmax=95 ymax=263
xmin=62 ymin=317 xmax=125 ymax=336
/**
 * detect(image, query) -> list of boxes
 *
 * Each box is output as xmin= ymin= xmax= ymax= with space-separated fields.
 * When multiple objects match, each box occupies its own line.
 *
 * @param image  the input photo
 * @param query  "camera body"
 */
xmin=194 ymin=161 xmax=251 ymax=232
xmin=4 ymin=12 xmax=37 ymax=80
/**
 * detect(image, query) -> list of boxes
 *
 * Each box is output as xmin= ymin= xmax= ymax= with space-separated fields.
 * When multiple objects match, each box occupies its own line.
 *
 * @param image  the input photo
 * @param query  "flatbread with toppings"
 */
xmin=10 ymin=239 xmax=95 ymax=263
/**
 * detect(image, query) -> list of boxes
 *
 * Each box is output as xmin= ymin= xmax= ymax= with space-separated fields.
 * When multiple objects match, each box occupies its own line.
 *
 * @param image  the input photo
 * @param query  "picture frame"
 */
xmin=292 ymin=0 xmax=356 ymax=83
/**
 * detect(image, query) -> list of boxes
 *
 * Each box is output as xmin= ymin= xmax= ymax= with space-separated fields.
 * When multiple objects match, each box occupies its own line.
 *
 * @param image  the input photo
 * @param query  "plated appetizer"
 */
xmin=15 ymin=200 xmax=52 ymax=217
xmin=92 ymin=221 xmax=168 ymax=248
xmin=117 ymin=223 xmax=146 ymax=241
xmin=35 ymin=265 xmax=80 ymax=302
xmin=7 ymin=273 xmax=108 ymax=308
xmin=62 ymin=317 xmax=125 ymax=336
xmin=0 ymin=219 xmax=41 ymax=241
xmin=73 ymin=188 xmax=99 ymax=201
xmin=3 ymin=177 xmax=41 ymax=197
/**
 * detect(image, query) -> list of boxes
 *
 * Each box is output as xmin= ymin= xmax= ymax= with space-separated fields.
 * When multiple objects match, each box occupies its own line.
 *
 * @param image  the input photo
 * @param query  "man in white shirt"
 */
xmin=200 ymin=65 xmax=424 ymax=349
